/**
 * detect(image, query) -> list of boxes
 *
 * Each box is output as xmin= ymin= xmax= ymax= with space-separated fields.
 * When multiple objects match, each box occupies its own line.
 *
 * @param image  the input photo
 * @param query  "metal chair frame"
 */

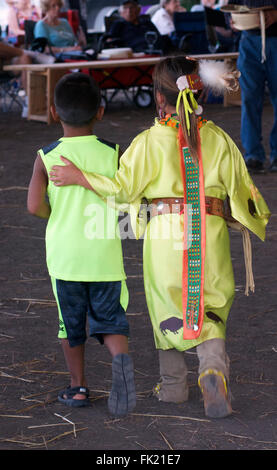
xmin=0 ymin=73 xmax=24 ymax=112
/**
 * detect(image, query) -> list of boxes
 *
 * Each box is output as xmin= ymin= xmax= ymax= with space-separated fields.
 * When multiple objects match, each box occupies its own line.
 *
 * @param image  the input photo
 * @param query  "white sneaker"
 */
xmin=21 ymin=95 xmax=28 ymax=118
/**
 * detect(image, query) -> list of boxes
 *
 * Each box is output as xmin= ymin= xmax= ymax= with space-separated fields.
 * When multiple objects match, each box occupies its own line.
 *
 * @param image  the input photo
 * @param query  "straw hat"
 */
xmin=221 ymin=4 xmax=273 ymax=30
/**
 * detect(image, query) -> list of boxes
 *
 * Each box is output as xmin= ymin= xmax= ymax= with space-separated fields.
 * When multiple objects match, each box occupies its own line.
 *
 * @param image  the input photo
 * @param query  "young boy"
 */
xmin=27 ymin=72 xmax=136 ymax=417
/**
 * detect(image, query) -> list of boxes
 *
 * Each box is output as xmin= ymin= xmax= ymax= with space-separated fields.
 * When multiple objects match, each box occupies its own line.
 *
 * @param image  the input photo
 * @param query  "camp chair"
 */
xmin=171 ymin=11 xmax=210 ymax=54
xmin=89 ymin=15 xmax=156 ymax=108
xmin=0 ymin=72 xmax=24 ymax=112
xmin=65 ymin=0 xmax=88 ymax=37
xmin=60 ymin=9 xmax=80 ymax=35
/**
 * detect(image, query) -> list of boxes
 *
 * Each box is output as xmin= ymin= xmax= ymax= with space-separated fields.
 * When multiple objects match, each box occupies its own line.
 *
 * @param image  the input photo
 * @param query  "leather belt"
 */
xmin=150 ymin=196 xmax=225 ymax=218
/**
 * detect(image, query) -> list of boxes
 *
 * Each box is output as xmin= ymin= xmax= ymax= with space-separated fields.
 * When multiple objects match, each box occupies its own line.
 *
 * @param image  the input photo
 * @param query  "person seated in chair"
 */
xmin=152 ymin=0 xmax=186 ymax=36
xmin=34 ymin=0 xmax=86 ymax=57
xmin=106 ymin=0 xmax=171 ymax=54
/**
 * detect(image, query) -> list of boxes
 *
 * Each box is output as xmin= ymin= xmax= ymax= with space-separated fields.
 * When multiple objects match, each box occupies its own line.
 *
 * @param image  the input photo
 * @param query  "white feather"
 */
xmin=198 ymin=60 xmax=240 ymax=94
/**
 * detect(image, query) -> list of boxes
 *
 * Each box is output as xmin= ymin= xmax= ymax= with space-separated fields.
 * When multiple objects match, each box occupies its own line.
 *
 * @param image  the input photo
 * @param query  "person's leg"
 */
xmin=53 ymin=279 xmax=90 ymax=406
xmin=103 ymin=333 xmax=128 ymax=357
xmin=153 ymin=348 xmax=189 ymax=403
xmin=60 ymin=339 xmax=87 ymax=401
xmin=238 ymin=32 xmax=266 ymax=167
xmin=197 ymin=338 xmax=232 ymax=418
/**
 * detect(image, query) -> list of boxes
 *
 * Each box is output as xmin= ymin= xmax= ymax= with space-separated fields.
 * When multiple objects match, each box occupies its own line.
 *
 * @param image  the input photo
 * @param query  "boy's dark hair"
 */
xmin=54 ymin=72 xmax=101 ymax=126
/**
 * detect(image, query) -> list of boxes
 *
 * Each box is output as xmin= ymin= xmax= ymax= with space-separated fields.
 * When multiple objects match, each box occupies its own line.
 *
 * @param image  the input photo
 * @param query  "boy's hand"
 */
xmin=49 ymin=156 xmax=82 ymax=186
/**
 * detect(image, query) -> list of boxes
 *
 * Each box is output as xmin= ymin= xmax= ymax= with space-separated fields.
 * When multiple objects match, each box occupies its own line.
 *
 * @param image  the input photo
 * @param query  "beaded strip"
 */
xmin=160 ymin=113 xmax=206 ymax=338
xmin=183 ymin=147 xmax=202 ymax=332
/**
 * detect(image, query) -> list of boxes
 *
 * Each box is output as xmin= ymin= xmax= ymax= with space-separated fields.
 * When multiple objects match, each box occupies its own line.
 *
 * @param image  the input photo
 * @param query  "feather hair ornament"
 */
xmin=198 ymin=60 xmax=241 ymax=95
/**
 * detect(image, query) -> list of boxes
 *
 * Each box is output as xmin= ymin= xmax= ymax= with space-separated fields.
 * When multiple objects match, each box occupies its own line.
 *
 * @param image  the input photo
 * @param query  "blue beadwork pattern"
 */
xmin=183 ymin=147 xmax=201 ymax=331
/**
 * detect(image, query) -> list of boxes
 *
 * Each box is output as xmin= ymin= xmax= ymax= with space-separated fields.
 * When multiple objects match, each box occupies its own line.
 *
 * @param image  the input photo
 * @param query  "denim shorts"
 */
xmin=52 ymin=279 xmax=129 ymax=347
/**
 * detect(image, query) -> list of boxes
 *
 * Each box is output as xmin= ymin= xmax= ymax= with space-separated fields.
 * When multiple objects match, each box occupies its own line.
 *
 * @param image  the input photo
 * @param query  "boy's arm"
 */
xmin=27 ymin=154 xmax=51 ymax=219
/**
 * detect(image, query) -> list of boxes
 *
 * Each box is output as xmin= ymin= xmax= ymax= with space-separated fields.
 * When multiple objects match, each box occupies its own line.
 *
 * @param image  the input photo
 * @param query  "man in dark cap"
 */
xmin=106 ymin=0 xmax=171 ymax=53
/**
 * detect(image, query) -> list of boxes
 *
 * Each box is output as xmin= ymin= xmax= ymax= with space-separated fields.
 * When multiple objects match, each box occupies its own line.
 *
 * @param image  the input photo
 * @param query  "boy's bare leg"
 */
xmin=60 ymin=335 xmax=128 ymax=401
xmin=61 ymin=339 xmax=87 ymax=400
xmin=103 ymin=334 xmax=129 ymax=357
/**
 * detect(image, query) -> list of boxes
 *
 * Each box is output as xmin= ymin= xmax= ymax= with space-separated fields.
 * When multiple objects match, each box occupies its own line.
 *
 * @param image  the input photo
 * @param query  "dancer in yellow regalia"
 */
xmin=49 ymin=57 xmax=270 ymax=418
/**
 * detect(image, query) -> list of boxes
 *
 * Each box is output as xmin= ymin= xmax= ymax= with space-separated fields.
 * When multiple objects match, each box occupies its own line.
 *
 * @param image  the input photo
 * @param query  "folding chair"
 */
xmin=0 ymin=72 xmax=24 ymax=112
xmin=86 ymin=15 xmax=156 ymax=108
xmin=64 ymin=0 xmax=88 ymax=37
xmin=171 ymin=11 xmax=210 ymax=54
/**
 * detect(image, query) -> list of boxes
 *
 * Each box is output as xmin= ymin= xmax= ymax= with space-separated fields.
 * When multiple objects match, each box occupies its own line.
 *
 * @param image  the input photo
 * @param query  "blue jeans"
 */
xmin=237 ymin=31 xmax=277 ymax=163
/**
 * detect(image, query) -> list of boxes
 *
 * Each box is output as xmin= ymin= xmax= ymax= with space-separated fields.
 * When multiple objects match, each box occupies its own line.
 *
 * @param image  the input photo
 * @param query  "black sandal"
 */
xmin=58 ymin=386 xmax=90 ymax=407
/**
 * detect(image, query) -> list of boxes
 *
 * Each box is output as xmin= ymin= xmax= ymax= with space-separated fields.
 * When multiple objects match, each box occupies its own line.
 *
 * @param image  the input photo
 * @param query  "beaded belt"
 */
xmin=150 ymin=196 xmax=225 ymax=218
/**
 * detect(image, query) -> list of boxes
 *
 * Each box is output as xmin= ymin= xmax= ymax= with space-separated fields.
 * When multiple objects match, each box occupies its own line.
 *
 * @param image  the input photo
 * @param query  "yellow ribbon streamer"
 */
xmin=176 ymin=89 xmax=199 ymax=135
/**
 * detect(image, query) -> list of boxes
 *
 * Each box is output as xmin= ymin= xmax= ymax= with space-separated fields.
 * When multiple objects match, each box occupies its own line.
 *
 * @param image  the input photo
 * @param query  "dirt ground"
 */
xmin=0 ymin=96 xmax=277 ymax=455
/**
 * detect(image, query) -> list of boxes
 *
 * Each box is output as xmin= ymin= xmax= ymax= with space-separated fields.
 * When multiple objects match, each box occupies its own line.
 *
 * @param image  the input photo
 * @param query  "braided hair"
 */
xmin=153 ymin=56 xmax=202 ymax=165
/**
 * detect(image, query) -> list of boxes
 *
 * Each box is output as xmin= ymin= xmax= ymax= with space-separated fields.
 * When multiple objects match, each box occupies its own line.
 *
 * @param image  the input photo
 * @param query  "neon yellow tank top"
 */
xmin=39 ymin=135 xmax=126 ymax=282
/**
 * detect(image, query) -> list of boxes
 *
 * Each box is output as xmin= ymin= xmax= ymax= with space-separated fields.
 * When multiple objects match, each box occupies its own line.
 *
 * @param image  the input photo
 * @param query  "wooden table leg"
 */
xmin=27 ymin=69 xmax=48 ymax=122
xmin=27 ymin=68 xmax=67 ymax=124
xmin=47 ymin=68 xmax=67 ymax=124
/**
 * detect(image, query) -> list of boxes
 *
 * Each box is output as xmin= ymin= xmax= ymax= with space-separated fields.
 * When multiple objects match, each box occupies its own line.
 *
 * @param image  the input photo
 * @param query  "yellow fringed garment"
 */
xmin=82 ymin=120 xmax=270 ymax=351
